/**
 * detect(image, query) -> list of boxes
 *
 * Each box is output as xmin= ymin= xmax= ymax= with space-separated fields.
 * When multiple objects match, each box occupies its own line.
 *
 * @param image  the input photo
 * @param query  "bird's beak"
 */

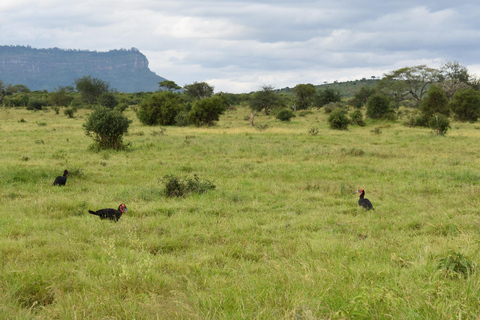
xmin=355 ymin=190 xmax=360 ymax=194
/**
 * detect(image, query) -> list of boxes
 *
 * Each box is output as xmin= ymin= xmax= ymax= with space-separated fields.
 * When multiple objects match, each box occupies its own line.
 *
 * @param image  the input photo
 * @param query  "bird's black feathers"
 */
xmin=357 ymin=189 xmax=374 ymax=210
xmin=53 ymin=170 xmax=68 ymax=186
xmin=89 ymin=204 xmax=127 ymax=222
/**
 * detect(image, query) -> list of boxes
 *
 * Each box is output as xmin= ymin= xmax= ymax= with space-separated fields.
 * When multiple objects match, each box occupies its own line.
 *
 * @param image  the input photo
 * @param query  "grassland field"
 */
xmin=1 ymin=105 xmax=480 ymax=319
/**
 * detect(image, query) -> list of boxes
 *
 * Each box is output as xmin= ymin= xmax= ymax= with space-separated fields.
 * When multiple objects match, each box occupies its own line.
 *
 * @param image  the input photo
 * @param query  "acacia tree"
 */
xmin=292 ymin=83 xmax=316 ymax=110
xmin=183 ymin=82 xmax=214 ymax=100
xmin=250 ymin=85 xmax=283 ymax=115
xmin=75 ymin=76 xmax=110 ymax=105
xmin=159 ymin=80 xmax=181 ymax=92
xmin=378 ymin=65 xmax=442 ymax=107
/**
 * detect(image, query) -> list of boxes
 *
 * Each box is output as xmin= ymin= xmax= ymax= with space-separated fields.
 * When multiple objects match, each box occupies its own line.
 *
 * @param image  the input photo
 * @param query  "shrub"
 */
xmin=114 ymin=103 xmax=128 ymax=113
xmin=328 ymin=108 xmax=351 ymax=130
xmin=136 ymin=91 xmax=185 ymax=126
xmin=174 ymin=110 xmax=189 ymax=126
xmin=98 ymin=92 xmax=119 ymax=109
xmin=276 ymin=109 xmax=295 ymax=121
xmin=438 ymin=251 xmax=475 ymax=278
xmin=350 ymin=110 xmax=365 ymax=126
xmin=323 ymin=102 xmax=343 ymax=114
xmin=188 ymin=96 xmax=227 ymax=126
xmin=308 ymin=127 xmax=319 ymax=136
xmin=428 ymin=113 xmax=450 ymax=135
xmin=450 ymin=88 xmax=480 ymax=122
xmin=420 ymin=85 xmax=450 ymax=122
xmin=162 ymin=174 xmax=216 ymax=197
xmin=83 ymin=107 xmax=132 ymax=150
xmin=27 ymin=99 xmax=47 ymax=111
xmin=64 ymin=107 xmax=77 ymax=118
xmin=366 ymin=94 xmax=395 ymax=120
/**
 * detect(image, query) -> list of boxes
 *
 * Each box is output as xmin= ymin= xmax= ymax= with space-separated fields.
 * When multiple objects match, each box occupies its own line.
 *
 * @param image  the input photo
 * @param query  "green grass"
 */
xmin=1 ymin=106 xmax=480 ymax=319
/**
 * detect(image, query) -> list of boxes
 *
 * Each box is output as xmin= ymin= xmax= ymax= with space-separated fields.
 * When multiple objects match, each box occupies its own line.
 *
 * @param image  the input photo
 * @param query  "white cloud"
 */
xmin=0 ymin=0 xmax=479 ymax=93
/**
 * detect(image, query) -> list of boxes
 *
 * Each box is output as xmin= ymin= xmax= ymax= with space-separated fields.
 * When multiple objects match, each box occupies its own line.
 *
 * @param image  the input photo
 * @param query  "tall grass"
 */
xmin=1 ymin=106 xmax=480 ymax=319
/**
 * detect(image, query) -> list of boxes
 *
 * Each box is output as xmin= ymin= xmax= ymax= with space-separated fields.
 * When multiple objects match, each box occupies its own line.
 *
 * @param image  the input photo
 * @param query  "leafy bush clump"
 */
xmin=328 ymin=108 xmax=350 ymax=130
xmin=162 ymin=174 xmax=216 ymax=197
xmin=350 ymin=110 xmax=365 ymax=126
xmin=366 ymin=94 xmax=396 ymax=120
xmin=276 ymin=109 xmax=295 ymax=121
xmin=438 ymin=252 xmax=475 ymax=278
xmin=83 ymin=107 xmax=132 ymax=150
xmin=429 ymin=113 xmax=451 ymax=135
xmin=187 ymin=96 xmax=227 ymax=126
xmin=64 ymin=107 xmax=77 ymax=118
xmin=137 ymin=91 xmax=185 ymax=126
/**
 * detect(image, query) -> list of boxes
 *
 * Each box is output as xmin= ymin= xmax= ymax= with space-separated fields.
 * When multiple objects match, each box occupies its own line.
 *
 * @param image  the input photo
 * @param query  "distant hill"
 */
xmin=0 ymin=46 xmax=165 ymax=93
xmin=278 ymin=78 xmax=380 ymax=98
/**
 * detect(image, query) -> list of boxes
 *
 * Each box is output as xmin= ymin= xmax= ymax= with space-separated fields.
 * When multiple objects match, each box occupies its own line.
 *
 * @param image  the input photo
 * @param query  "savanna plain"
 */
xmin=2 ymin=105 xmax=480 ymax=319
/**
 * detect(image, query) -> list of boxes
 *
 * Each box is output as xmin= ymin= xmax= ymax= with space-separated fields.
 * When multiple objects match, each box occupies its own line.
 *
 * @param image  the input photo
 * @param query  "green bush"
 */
xmin=428 ymin=113 xmax=450 ymax=135
xmin=162 ymin=174 xmax=216 ymax=197
xmin=276 ymin=109 xmax=295 ymax=121
xmin=64 ymin=107 xmax=77 ymax=118
xmin=188 ymin=96 xmax=227 ymax=126
xmin=366 ymin=94 xmax=395 ymax=120
xmin=136 ymin=91 xmax=185 ymax=126
xmin=450 ymin=88 xmax=480 ymax=122
xmin=328 ymin=108 xmax=351 ymax=130
xmin=27 ymin=99 xmax=47 ymax=111
xmin=350 ymin=110 xmax=365 ymax=126
xmin=83 ymin=107 xmax=132 ymax=150
xmin=420 ymin=85 xmax=450 ymax=122
xmin=98 ymin=92 xmax=119 ymax=109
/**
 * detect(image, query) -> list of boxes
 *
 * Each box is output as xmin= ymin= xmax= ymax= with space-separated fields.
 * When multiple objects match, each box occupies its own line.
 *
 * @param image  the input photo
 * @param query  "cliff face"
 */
xmin=0 ymin=46 xmax=165 ymax=93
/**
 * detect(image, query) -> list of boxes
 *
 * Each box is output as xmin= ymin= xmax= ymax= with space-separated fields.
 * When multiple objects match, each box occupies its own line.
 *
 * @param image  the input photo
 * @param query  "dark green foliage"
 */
xmin=351 ymin=86 xmax=376 ymax=108
xmin=187 ymin=96 xmax=227 ymax=126
xmin=75 ymin=75 xmax=110 ymax=105
xmin=366 ymin=94 xmax=395 ymax=120
xmin=450 ymin=88 xmax=480 ymax=122
xmin=350 ymin=110 xmax=366 ymax=126
xmin=162 ymin=174 xmax=216 ymax=197
xmin=438 ymin=252 xmax=475 ymax=278
xmin=315 ymin=88 xmax=342 ymax=108
xmin=323 ymin=102 xmax=343 ymax=114
xmin=136 ymin=91 xmax=185 ymax=126
xmin=250 ymin=85 xmax=284 ymax=115
xmin=328 ymin=108 xmax=351 ymax=130
xmin=26 ymin=99 xmax=47 ymax=110
xmin=183 ymin=81 xmax=214 ymax=100
xmin=276 ymin=109 xmax=295 ymax=121
xmin=158 ymin=80 xmax=181 ymax=92
xmin=49 ymin=86 xmax=74 ymax=107
xmin=64 ymin=107 xmax=77 ymax=118
xmin=83 ymin=107 xmax=131 ymax=150
xmin=4 ymin=93 xmax=29 ymax=107
xmin=174 ymin=110 xmax=189 ymax=126
xmin=114 ymin=103 xmax=128 ymax=113
xmin=428 ymin=113 xmax=450 ymax=135
xmin=98 ymin=92 xmax=118 ymax=109
xmin=292 ymin=83 xmax=316 ymax=109
xmin=420 ymin=85 xmax=450 ymax=121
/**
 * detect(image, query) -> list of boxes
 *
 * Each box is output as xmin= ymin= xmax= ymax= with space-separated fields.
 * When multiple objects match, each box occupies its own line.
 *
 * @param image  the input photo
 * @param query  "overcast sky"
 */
xmin=1 ymin=0 xmax=479 ymax=93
